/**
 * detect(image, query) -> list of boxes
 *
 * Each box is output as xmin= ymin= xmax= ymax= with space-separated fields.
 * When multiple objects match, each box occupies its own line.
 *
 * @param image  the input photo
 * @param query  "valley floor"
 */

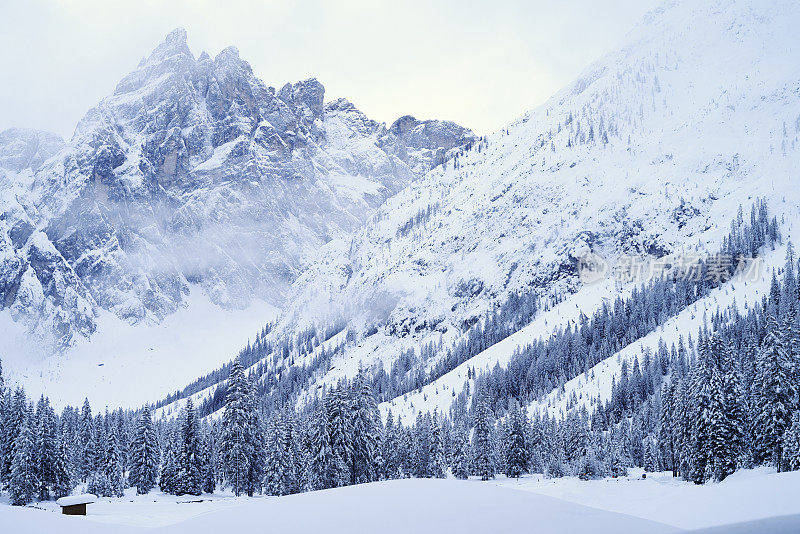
xmin=2 ymin=468 xmax=799 ymax=533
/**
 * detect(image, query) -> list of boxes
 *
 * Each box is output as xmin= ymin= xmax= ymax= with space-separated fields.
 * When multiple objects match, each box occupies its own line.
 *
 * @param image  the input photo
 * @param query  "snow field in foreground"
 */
xmin=493 ymin=467 xmax=800 ymax=530
xmin=3 ymin=468 xmax=799 ymax=533
xmin=0 ymin=478 xmax=677 ymax=534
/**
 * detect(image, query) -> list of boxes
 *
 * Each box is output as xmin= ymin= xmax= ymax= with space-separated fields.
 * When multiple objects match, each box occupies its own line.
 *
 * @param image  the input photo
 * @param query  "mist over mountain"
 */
xmin=0 ymin=28 xmax=475 ymax=354
xmin=151 ymin=0 xmax=800 ymax=425
xmin=2 ymin=2 xmax=800 ymax=532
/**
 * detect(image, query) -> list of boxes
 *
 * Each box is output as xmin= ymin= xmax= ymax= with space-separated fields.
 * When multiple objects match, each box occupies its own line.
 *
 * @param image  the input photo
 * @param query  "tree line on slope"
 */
xmin=460 ymin=242 xmax=800 ymax=483
xmin=0 ymin=293 xmax=796 ymax=504
xmin=0 ymin=201 xmax=794 ymax=505
xmin=0 ymin=358 xmax=523 ymax=504
xmin=196 ymin=199 xmax=776 ymax=423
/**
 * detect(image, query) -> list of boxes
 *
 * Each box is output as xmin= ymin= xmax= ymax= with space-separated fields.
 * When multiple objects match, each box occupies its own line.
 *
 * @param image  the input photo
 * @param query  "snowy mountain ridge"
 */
xmin=0 ymin=28 xmax=474 ymax=361
xmin=154 ymin=0 xmax=800 ymax=421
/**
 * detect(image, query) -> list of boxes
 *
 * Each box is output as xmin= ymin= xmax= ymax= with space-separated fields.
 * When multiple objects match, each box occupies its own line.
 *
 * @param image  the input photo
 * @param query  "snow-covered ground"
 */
xmin=2 ymin=290 xmax=279 ymax=409
xmin=494 ymin=467 xmax=800 ymax=531
xmin=0 ymin=479 xmax=676 ymax=534
xmin=3 ymin=468 xmax=799 ymax=533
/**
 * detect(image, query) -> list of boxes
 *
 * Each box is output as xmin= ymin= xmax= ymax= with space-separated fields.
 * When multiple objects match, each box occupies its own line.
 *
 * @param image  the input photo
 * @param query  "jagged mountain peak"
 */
xmin=147 ymin=27 xmax=192 ymax=63
xmin=176 ymin=0 xmax=799 ymax=424
xmin=0 ymin=28 xmax=475 ymax=365
xmin=215 ymin=45 xmax=241 ymax=61
xmin=278 ymin=78 xmax=325 ymax=116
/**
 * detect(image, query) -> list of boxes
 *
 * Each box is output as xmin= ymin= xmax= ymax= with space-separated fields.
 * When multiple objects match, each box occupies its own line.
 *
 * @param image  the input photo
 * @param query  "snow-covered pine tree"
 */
xmin=451 ymin=423 xmax=471 ymax=480
xmin=245 ymin=398 xmax=266 ymax=497
xmin=399 ymin=426 xmax=415 ymax=478
xmin=282 ymin=410 xmax=303 ymax=494
xmin=10 ymin=416 xmax=37 ymax=505
xmin=0 ymin=363 xmax=6 ymax=488
xmin=1 ymin=388 xmax=26 ymax=486
xmin=176 ymin=398 xmax=203 ymax=495
xmin=659 ymin=380 xmax=676 ymax=476
xmin=86 ymin=470 xmax=112 ymax=497
xmin=52 ymin=434 xmax=74 ymax=499
xmin=689 ymin=335 xmax=714 ymax=484
xmin=78 ymin=398 xmax=95 ymax=482
xmin=579 ymin=441 xmax=604 ymax=480
xmin=753 ymin=314 xmax=796 ymax=470
xmin=263 ymin=414 xmax=281 ymax=495
xmin=221 ymin=359 xmax=260 ymax=496
xmin=671 ymin=377 xmax=692 ymax=480
xmin=103 ymin=426 xmax=126 ymax=497
xmin=129 ymin=406 xmax=159 ymax=495
xmin=430 ymin=412 xmax=447 ymax=479
xmin=472 ymin=395 xmax=496 ymax=481
xmin=707 ymin=336 xmax=744 ymax=481
xmin=412 ymin=412 xmax=431 ymax=478
xmin=350 ymin=371 xmax=382 ymax=485
xmin=201 ymin=427 xmax=216 ymax=494
xmin=504 ymin=400 xmax=529 ymax=479
xmin=33 ymin=395 xmax=58 ymax=500
xmin=381 ymin=410 xmax=401 ymax=480
xmin=783 ymin=411 xmax=800 ymax=471
xmin=327 ymin=385 xmax=354 ymax=484
xmin=307 ymin=401 xmax=347 ymax=490
xmin=159 ymin=437 xmax=178 ymax=495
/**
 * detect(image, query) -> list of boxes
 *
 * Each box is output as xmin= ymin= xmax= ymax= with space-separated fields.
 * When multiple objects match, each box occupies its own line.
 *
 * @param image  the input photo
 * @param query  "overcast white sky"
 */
xmin=0 ymin=0 xmax=660 ymax=139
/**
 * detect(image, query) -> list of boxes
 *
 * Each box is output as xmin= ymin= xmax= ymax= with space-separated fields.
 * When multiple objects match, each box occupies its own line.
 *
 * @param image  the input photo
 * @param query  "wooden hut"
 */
xmin=56 ymin=494 xmax=97 ymax=515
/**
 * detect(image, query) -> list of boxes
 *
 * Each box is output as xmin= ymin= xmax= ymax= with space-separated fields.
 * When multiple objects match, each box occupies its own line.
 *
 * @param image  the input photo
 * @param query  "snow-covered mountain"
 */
xmin=153 ymin=0 xmax=800 ymax=420
xmin=0 ymin=28 xmax=475 ymax=355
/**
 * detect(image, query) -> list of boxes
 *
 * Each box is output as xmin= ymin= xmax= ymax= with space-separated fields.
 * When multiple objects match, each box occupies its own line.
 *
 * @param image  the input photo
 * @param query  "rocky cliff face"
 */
xmin=222 ymin=0 xmax=800 ymax=419
xmin=0 ymin=28 xmax=475 ymax=350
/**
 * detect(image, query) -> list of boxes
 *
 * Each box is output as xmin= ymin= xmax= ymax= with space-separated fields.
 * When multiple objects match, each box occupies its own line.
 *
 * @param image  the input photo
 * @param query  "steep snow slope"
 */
xmin=3 ymin=290 xmax=279 ymax=408
xmin=209 ymin=0 xmax=800 ymax=419
xmin=0 ymin=28 xmax=473 ymax=351
xmin=0 ymin=29 xmax=474 ymax=394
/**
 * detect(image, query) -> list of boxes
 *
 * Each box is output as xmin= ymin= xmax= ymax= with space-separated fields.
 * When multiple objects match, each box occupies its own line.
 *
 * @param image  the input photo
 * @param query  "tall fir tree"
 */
xmin=327 ymin=386 xmax=354 ymax=485
xmin=129 ymin=406 xmax=159 ymax=495
xmin=429 ymin=412 xmax=447 ymax=479
xmin=753 ymin=315 xmax=796 ymax=470
xmin=159 ymin=435 xmax=179 ymax=494
xmin=350 ymin=371 xmax=382 ymax=485
xmin=10 ymin=417 xmax=37 ymax=505
xmin=451 ymin=423 xmax=471 ymax=480
xmin=176 ymin=399 xmax=203 ymax=495
xmin=472 ymin=395 xmax=496 ymax=481
xmin=33 ymin=396 xmax=58 ymax=501
xmin=52 ymin=434 xmax=74 ymax=499
xmin=78 ymin=398 xmax=95 ymax=481
xmin=783 ymin=411 xmax=800 ymax=471
xmin=307 ymin=401 xmax=347 ymax=490
xmin=221 ymin=360 xmax=261 ymax=496
xmin=103 ymin=427 xmax=126 ymax=497
xmin=504 ymin=400 xmax=529 ymax=479
xmin=381 ymin=410 xmax=401 ymax=480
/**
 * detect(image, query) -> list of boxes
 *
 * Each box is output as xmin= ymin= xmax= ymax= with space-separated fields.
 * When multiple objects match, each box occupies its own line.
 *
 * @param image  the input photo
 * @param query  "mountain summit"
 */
xmin=152 ymin=0 xmax=800 ymax=421
xmin=0 ymin=29 xmax=475 ymax=352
